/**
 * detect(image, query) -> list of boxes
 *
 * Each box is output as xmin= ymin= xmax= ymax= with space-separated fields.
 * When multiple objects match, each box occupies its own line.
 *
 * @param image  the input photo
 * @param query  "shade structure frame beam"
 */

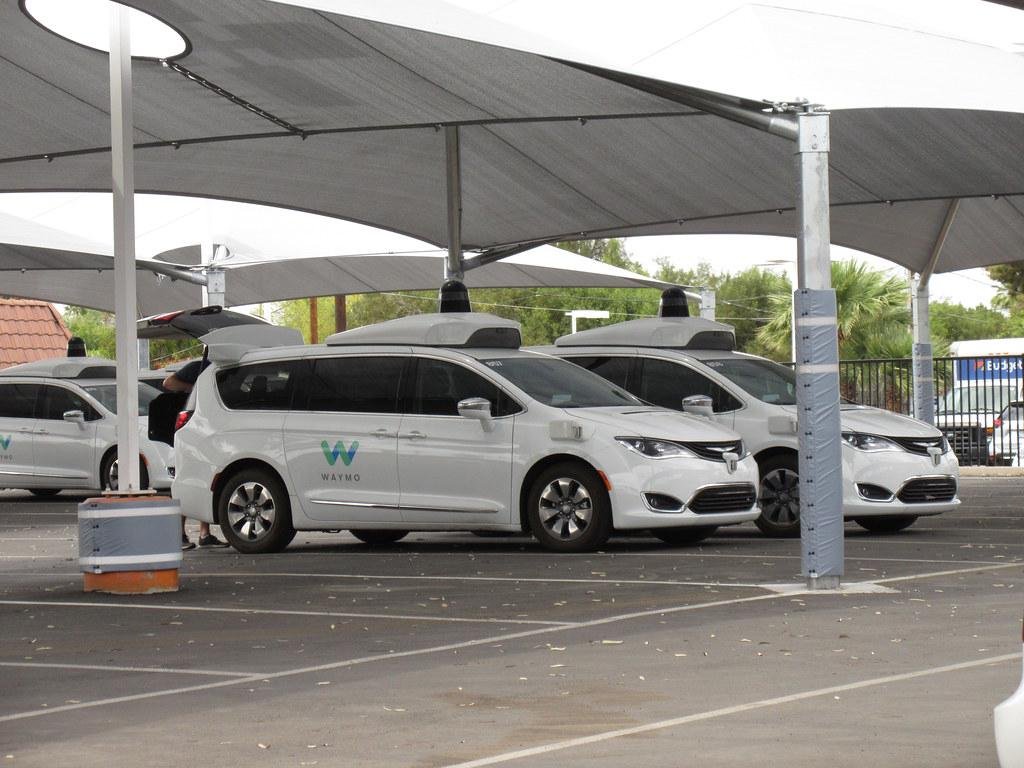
xmin=793 ymin=110 xmax=844 ymax=591
xmin=912 ymin=199 xmax=961 ymax=426
xmin=109 ymin=5 xmax=141 ymax=493
xmin=444 ymin=125 xmax=463 ymax=281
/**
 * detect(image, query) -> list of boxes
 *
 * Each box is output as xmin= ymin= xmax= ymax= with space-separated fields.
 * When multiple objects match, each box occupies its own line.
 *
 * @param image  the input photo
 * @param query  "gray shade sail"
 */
xmin=0 ymin=242 xmax=670 ymax=314
xmin=0 ymin=0 xmax=1021 ymax=276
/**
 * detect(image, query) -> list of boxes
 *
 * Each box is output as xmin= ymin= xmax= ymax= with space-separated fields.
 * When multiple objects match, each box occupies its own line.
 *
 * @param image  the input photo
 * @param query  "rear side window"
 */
xmin=217 ymin=361 xmax=298 ymax=411
xmin=305 ymin=356 xmax=404 ymax=413
xmin=0 ymin=383 xmax=38 ymax=418
xmin=39 ymin=385 xmax=99 ymax=421
xmin=411 ymin=358 xmax=520 ymax=417
xmin=639 ymin=358 xmax=742 ymax=413
xmin=565 ymin=356 xmax=632 ymax=390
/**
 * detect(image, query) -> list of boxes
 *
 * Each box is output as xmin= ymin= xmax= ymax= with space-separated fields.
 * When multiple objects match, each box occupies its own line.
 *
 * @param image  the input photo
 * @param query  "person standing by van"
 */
xmin=163 ymin=360 xmax=228 ymax=550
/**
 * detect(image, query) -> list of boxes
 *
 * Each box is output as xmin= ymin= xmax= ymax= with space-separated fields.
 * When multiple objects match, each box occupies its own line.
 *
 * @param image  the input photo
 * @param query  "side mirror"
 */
xmin=62 ymin=409 xmax=86 ymax=426
xmin=681 ymin=395 xmax=714 ymax=419
xmin=458 ymin=397 xmax=493 ymax=431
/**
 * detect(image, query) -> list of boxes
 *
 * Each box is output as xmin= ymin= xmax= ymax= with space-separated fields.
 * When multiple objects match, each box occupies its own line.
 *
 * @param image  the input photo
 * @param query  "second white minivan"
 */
xmin=539 ymin=296 xmax=959 ymax=537
xmin=172 ymin=313 xmax=761 ymax=552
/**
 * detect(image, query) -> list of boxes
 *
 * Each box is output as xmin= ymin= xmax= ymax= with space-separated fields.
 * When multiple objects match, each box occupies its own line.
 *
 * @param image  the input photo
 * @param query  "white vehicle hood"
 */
xmin=779 ymin=404 xmax=940 ymax=438
xmin=567 ymin=406 xmax=743 ymax=442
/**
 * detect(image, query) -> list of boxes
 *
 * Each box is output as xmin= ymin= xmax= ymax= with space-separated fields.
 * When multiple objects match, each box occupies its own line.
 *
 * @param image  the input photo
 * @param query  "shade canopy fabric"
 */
xmin=0 ymin=0 xmax=1022 ymax=279
xmin=0 ymin=240 xmax=670 ymax=314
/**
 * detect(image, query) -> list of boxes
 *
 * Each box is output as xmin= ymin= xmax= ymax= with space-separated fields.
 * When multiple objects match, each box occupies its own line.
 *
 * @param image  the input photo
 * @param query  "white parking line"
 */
xmin=0 ymin=600 xmax=573 ymax=626
xmin=874 ymin=562 xmax=1024 ymax=583
xmin=0 ymin=592 xmax=785 ymax=723
xmin=0 ymin=537 xmax=73 ymax=541
xmin=0 ymin=662 xmax=261 ymax=678
xmin=437 ymin=653 xmax=1020 ymax=768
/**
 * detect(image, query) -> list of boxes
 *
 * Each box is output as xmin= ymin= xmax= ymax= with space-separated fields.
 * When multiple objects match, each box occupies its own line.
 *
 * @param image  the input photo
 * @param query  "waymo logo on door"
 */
xmin=0 ymin=435 xmax=11 ymax=450
xmin=321 ymin=440 xmax=358 ymax=466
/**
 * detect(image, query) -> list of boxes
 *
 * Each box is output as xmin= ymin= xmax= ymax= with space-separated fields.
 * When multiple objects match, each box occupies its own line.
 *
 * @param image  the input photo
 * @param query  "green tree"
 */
xmin=929 ymin=301 xmax=1008 ymax=351
xmin=987 ymin=262 xmax=1024 ymax=313
xmin=62 ymin=306 xmax=200 ymax=366
xmin=757 ymin=261 xmax=910 ymax=360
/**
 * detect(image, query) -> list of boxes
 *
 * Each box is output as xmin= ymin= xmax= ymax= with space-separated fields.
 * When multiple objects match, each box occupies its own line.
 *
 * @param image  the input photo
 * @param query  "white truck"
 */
xmin=938 ymin=339 xmax=1024 ymax=465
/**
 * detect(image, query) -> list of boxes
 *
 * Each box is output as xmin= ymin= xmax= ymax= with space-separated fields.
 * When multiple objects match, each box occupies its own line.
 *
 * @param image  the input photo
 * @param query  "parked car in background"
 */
xmin=0 ymin=357 xmax=173 ymax=493
xmin=172 ymin=312 xmax=761 ymax=553
xmin=995 ymin=614 xmax=1024 ymax=768
xmin=538 ymin=292 xmax=960 ymax=537
xmin=989 ymin=401 xmax=1024 ymax=467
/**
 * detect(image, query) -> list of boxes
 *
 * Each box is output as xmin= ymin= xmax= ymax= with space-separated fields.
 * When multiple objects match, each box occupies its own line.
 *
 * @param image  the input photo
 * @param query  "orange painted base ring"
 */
xmin=83 ymin=568 xmax=179 ymax=594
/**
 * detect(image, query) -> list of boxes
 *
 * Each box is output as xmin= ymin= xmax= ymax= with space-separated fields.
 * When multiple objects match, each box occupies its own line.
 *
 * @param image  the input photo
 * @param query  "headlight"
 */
xmin=615 ymin=437 xmax=695 ymax=459
xmin=841 ymin=432 xmax=899 ymax=452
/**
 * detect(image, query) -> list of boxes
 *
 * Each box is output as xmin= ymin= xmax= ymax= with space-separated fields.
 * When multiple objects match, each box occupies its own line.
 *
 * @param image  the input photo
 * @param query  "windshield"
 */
xmin=83 ymin=382 xmax=163 ymax=416
xmin=939 ymin=384 xmax=1017 ymax=414
xmin=704 ymin=357 xmax=797 ymax=405
xmin=481 ymin=356 xmax=641 ymax=408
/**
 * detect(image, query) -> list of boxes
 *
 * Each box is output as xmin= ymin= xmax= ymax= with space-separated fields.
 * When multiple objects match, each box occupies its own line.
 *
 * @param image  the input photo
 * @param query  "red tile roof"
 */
xmin=0 ymin=299 xmax=72 ymax=369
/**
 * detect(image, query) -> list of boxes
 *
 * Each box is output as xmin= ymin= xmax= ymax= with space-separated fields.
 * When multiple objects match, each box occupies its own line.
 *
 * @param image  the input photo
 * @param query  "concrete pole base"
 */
xmin=806 ymin=575 xmax=842 ymax=590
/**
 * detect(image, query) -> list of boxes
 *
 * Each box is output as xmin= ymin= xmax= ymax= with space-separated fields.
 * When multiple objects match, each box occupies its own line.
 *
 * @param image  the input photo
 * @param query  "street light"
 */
xmin=564 ymin=309 xmax=610 ymax=334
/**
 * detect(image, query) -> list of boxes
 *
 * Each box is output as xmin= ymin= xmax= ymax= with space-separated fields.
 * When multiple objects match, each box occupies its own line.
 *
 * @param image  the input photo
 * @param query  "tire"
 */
xmin=756 ymin=454 xmax=801 ymax=537
xmin=216 ymin=467 xmax=295 ymax=554
xmin=29 ymin=489 xmax=61 ymax=498
xmin=854 ymin=515 xmax=918 ymax=534
xmin=350 ymin=530 xmax=408 ymax=546
xmin=526 ymin=461 xmax=612 ymax=552
xmin=101 ymin=450 xmax=149 ymax=492
xmin=653 ymin=525 xmax=718 ymax=546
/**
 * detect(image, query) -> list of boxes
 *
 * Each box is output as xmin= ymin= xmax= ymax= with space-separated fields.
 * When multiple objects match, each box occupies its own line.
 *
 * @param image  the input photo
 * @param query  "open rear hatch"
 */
xmin=137 ymin=306 xmax=272 ymax=340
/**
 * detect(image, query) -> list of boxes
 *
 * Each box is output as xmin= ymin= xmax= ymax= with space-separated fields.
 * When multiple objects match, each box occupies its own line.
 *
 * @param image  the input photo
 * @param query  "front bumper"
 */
xmin=842 ymin=446 xmax=960 ymax=518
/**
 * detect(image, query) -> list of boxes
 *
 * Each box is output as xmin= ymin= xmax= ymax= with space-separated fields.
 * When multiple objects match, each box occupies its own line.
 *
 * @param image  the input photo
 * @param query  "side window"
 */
xmin=411 ymin=358 xmax=520 ymax=417
xmin=0 ymin=383 xmax=39 ymax=419
xmin=565 ymin=356 xmax=633 ymax=392
xmin=305 ymin=357 xmax=404 ymax=413
xmin=639 ymin=358 xmax=742 ymax=413
xmin=39 ymin=386 xmax=98 ymax=421
xmin=217 ymin=361 xmax=298 ymax=411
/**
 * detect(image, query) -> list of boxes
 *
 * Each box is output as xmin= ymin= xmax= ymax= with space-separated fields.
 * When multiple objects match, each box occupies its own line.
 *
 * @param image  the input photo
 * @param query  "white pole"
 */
xmin=109 ymin=5 xmax=141 ymax=492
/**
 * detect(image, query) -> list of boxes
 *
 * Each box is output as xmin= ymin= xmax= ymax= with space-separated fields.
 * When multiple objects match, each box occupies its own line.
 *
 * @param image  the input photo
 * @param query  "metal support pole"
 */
xmin=699 ymin=289 xmax=716 ymax=320
xmin=138 ymin=339 xmax=150 ymax=371
xmin=444 ymin=125 xmax=464 ymax=281
xmin=794 ymin=111 xmax=843 ymax=590
xmin=109 ymin=5 xmax=141 ymax=493
xmin=912 ymin=200 xmax=959 ymax=426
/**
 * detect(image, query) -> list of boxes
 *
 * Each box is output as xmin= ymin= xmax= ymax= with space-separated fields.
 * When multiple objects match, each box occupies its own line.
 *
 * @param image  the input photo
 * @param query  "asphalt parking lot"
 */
xmin=2 ymin=477 xmax=1022 ymax=768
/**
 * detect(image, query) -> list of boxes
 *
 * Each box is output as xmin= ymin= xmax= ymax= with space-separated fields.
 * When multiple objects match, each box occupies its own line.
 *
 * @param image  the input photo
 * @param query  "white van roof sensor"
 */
xmin=555 ymin=317 xmax=736 ymax=350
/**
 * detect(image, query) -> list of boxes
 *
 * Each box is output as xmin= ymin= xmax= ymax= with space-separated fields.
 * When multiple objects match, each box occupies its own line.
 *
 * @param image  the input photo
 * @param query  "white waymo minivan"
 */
xmin=172 ymin=312 xmax=761 ymax=553
xmin=0 ymin=357 xmax=174 ymax=494
xmin=539 ymin=291 xmax=960 ymax=537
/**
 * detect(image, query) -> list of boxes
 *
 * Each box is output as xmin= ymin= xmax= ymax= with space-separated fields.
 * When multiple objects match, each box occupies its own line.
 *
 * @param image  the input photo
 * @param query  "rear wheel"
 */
xmin=101 ymin=450 xmax=149 ymax=492
xmin=350 ymin=530 xmax=408 ymax=546
xmin=854 ymin=515 xmax=918 ymax=534
xmin=527 ymin=461 xmax=612 ymax=552
xmin=653 ymin=525 xmax=718 ymax=546
xmin=756 ymin=454 xmax=801 ymax=537
xmin=217 ymin=468 xmax=295 ymax=554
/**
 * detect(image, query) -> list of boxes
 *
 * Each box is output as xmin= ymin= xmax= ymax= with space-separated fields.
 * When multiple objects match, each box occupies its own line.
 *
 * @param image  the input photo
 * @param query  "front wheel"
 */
xmin=653 ymin=525 xmax=718 ymax=546
xmin=854 ymin=515 xmax=918 ymax=534
xmin=526 ymin=462 xmax=612 ymax=552
xmin=756 ymin=454 xmax=801 ymax=537
xmin=350 ymin=530 xmax=408 ymax=546
xmin=217 ymin=468 xmax=295 ymax=554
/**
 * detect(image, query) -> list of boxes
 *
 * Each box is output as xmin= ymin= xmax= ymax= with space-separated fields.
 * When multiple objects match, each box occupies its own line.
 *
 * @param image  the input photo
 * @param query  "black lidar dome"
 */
xmin=67 ymin=337 xmax=87 ymax=357
xmin=659 ymin=287 xmax=690 ymax=318
xmin=438 ymin=280 xmax=471 ymax=313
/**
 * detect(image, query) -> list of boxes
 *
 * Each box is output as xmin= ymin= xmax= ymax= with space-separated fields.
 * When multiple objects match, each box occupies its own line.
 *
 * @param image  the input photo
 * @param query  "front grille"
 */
xmin=679 ymin=440 xmax=744 ymax=462
xmin=891 ymin=436 xmax=944 ymax=456
xmin=897 ymin=477 xmax=957 ymax=504
xmin=688 ymin=483 xmax=757 ymax=514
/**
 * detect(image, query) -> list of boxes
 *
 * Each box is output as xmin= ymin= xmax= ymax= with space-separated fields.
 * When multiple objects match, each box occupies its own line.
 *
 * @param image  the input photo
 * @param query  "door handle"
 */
xmin=36 ymin=429 xmax=49 ymax=435
xmin=403 ymin=430 xmax=427 ymax=441
xmin=372 ymin=428 xmax=394 ymax=439
xmin=17 ymin=427 xmax=33 ymax=433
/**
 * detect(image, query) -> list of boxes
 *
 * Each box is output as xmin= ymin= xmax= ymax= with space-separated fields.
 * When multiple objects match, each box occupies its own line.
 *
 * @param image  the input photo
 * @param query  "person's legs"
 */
xmin=198 ymin=521 xmax=227 ymax=547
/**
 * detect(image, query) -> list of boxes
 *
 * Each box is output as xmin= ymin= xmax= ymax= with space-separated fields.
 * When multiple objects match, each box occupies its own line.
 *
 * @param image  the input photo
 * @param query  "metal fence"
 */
xmin=838 ymin=355 xmax=1024 ymax=466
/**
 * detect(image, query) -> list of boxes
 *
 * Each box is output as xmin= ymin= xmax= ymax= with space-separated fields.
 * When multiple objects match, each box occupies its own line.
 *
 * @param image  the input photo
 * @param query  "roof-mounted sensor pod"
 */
xmin=438 ymin=280 xmax=471 ymax=313
xmin=659 ymin=287 xmax=690 ymax=318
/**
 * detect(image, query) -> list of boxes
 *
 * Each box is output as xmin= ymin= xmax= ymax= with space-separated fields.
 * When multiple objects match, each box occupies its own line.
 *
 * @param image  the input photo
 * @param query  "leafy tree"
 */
xmin=929 ymin=301 xmax=1008 ymax=351
xmin=757 ymin=261 xmax=910 ymax=360
xmin=988 ymin=262 xmax=1024 ymax=313
xmin=62 ymin=306 xmax=199 ymax=367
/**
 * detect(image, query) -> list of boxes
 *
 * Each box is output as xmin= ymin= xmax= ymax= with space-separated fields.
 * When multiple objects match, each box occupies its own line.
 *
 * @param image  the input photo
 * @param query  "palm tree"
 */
xmin=757 ymin=260 xmax=910 ymax=361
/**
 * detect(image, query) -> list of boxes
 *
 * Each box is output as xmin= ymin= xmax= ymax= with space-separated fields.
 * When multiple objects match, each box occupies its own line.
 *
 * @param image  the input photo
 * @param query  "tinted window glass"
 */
xmin=703 ymin=357 xmax=796 ymax=406
xmin=480 ymin=356 xmax=640 ymax=408
xmin=217 ymin=361 xmax=298 ymax=411
xmin=306 ymin=357 xmax=403 ymax=413
xmin=640 ymin=358 xmax=742 ymax=413
xmin=565 ymin=356 xmax=632 ymax=390
xmin=412 ymin=358 xmax=519 ymax=417
xmin=0 ymin=383 xmax=38 ymax=419
xmin=82 ymin=382 xmax=162 ymax=416
xmin=39 ymin=385 xmax=98 ymax=421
